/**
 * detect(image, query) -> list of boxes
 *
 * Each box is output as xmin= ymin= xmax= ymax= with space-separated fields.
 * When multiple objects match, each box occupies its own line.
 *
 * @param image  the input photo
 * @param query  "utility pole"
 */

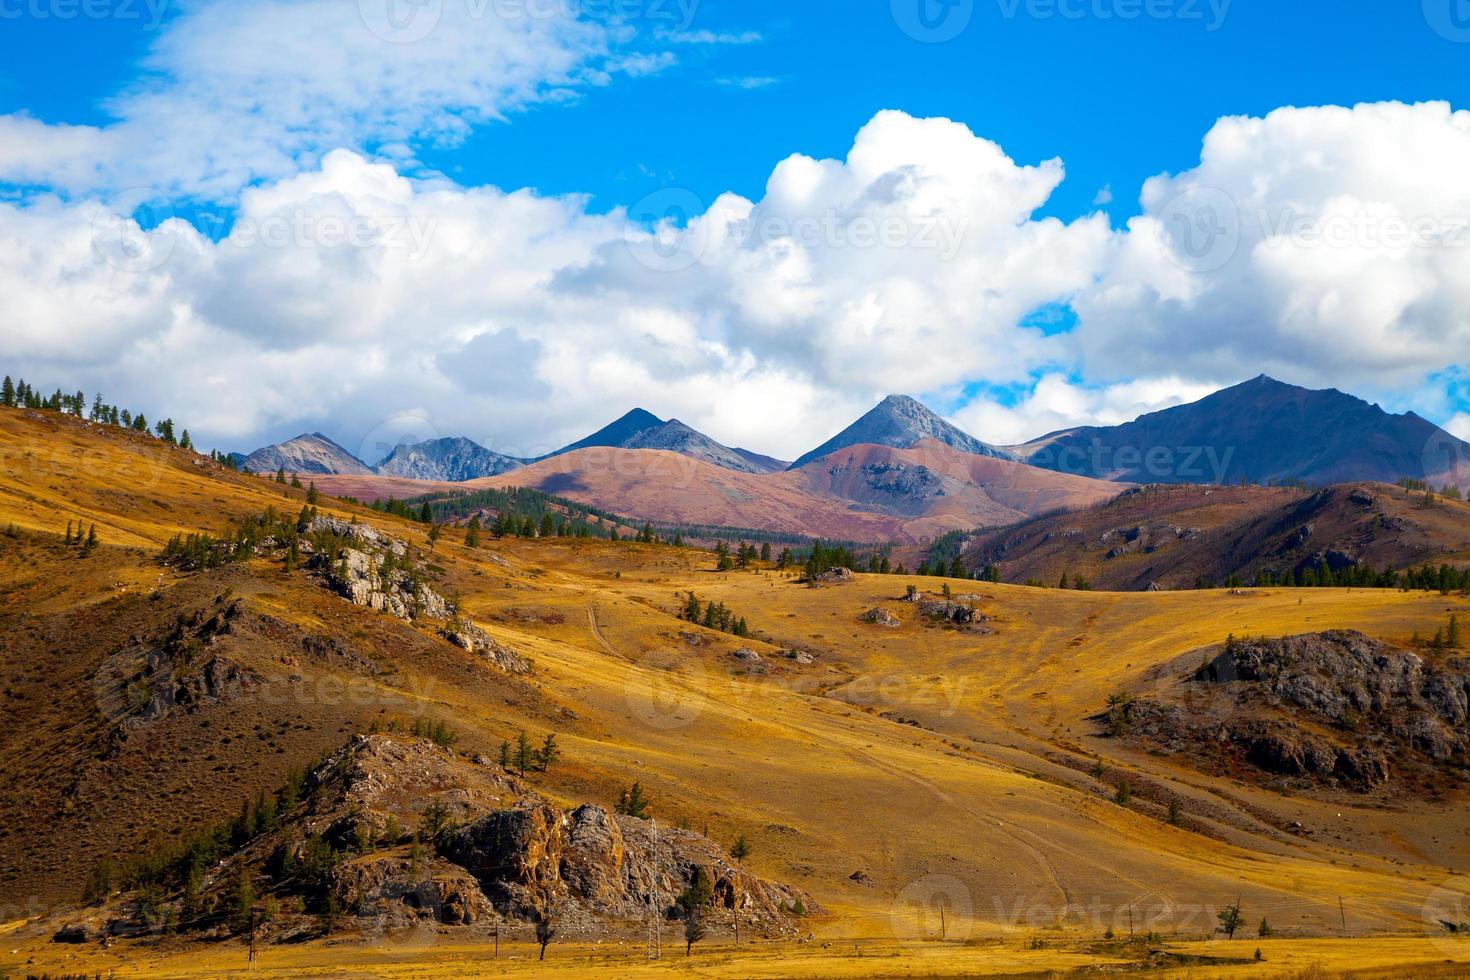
xmin=1339 ymin=897 xmax=1347 ymax=937
xmin=494 ymin=920 xmax=499 ymax=959
xmin=940 ymin=901 xmax=946 ymax=940
xmin=647 ymin=818 xmax=662 ymax=960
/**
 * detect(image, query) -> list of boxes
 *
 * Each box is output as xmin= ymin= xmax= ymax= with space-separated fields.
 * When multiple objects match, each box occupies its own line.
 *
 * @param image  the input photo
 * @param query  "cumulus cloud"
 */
xmin=1075 ymin=101 xmax=1470 ymax=393
xmin=951 ymin=375 xmax=1222 ymax=447
xmin=2 ymin=93 xmax=1469 ymax=460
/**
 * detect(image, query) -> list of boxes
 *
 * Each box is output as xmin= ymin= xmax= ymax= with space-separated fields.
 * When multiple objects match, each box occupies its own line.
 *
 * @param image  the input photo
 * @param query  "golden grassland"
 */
xmin=1 ymin=408 xmax=1468 ymax=978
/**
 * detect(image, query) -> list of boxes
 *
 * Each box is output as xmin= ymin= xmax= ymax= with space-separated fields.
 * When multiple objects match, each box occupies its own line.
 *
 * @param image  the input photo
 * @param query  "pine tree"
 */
xmin=0 ymin=375 xmax=13 ymax=408
xmin=307 ymin=482 xmax=320 ymax=505
xmin=539 ymin=733 xmax=559 ymax=773
xmin=498 ymin=740 xmax=512 ymax=769
xmin=540 ymin=513 xmax=555 ymax=538
xmin=1449 ymin=615 xmax=1462 ymax=649
xmin=427 ymin=523 xmax=442 ymax=552
xmin=178 ymin=430 xmax=193 ymax=451
xmin=82 ymin=523 xmax=97 ymax=555
xmin=616 ymin=781 xmax=650 ymax=818
xmin=465 ymin=516 xmax=481 ymax=548
xmin=419 ymin=502 xmax=434 ymax=524
xmin=515 ymin=729 xmax=534 ymax=775
xmin=730 ymin=834 xmax=750 ymax=862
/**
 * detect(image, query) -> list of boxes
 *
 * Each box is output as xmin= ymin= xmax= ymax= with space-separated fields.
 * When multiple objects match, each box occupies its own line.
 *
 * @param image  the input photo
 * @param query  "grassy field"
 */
xmin=1 ymin=407 xmax=1467 ymax=978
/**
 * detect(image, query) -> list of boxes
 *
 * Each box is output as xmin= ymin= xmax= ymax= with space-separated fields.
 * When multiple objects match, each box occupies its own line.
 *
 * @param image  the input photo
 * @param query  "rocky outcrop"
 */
xmin=374 ymin=437 xmax=522 ymax=482
xmin=1113 ymin=631 xmax=1469 ymax=792
xmin=439 ymin=619 xmax=532 ymax=674
xmin=94 ymin=734 xmax=815 ymax=944
xmin=308 ymin=517 xmax=449 ymax=621
xmin=815 ymin=567 xmax=855 ymax=584
xmin=918 ymin=599 xmax=989 ymax=628
xmin=443 ymin=799 xmax=812 ymax=928
xmin=862 ymin=607 xmax=900 ymax=628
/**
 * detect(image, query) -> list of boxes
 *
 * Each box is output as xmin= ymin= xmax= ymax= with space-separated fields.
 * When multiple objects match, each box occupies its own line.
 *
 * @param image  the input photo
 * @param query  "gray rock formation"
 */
xmin=241 ymin=432 xmax=373 ymax=476
xmin=439 ymin=618 xmax=532 ymax=674
xmin=790 ymin=394 xmax=1015 ymax=470
xmin=374 ymin=437 xmax=522 ymax=482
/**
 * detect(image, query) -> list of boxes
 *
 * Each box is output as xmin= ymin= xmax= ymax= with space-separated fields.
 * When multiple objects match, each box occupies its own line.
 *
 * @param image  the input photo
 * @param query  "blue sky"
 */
xmin=8 ymin=1 xmax=1469 ymax=220
xmin=0 ymin=0 xmax=1468 ymax=457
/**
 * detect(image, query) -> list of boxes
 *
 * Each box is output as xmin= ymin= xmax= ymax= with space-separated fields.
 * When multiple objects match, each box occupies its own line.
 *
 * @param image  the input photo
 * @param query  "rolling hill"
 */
xmin=311 ymin=439 xmax=1126 ymax=544
xmin=963 ymin=481 xmax=1470 ymax=591
xmin=2 ymin=404 xmax=1469 ymax=979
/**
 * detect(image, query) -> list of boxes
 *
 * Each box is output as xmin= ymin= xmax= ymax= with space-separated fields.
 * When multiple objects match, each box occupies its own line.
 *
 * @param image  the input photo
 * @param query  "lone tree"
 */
xmin=730 ymin=834 xmax=750 ymax=863
xmin=1218 ymin=901 xmax=1244 ymax=940
xmin=683 ymin=906 xmax=706 ymax=957
xmin=534 ymin=900 xmax=558 ymax=961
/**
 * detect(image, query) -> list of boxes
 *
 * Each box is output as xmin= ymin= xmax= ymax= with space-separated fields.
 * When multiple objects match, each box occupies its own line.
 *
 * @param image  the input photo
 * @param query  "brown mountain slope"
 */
xmin=966 ymin=482 xmax=1470 ymax=590
xmin=312 ymin=440 xmax=1123 ymax=544
xmin=3 ymin=407 xmax=1470 ymax=978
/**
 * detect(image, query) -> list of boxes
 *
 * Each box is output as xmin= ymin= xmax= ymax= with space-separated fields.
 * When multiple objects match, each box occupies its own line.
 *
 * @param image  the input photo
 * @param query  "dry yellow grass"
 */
xmin=1 ymin=407 xmax=1467 ymax=978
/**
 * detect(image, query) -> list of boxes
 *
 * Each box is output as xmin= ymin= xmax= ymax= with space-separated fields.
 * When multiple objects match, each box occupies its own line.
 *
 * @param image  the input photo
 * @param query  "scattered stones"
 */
xmin=731 ymin=648 xmax=769 ymax=673
xmin=861 ymin=607 xmax=900 ymax=628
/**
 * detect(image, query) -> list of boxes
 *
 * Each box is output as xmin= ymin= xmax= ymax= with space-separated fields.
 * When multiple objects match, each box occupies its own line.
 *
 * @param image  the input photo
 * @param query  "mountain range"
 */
xmin=1008 ymin=375 xmax=1469 ymax=488
xmin=248 ymin=376 xmax=1470 ymax=543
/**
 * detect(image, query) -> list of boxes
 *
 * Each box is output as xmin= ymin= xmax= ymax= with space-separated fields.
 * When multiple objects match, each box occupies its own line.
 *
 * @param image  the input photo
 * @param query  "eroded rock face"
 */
xmin=442 ymin=799 xmax=814 ymax=927
xmin=816 ymin=567 xmax=855 ymax=584
xmin=307 ymin=518 xmax=448 ymax=621
xmin=1115 ymin=631 xmax=1468 ymax=792
xmin=439 ymin=619 xmax=532 ymax=674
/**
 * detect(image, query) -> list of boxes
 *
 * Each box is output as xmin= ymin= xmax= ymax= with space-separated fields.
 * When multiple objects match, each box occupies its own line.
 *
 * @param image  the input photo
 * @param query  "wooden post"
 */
xmin=1339 ymin=897 xmax=1347 ymax=937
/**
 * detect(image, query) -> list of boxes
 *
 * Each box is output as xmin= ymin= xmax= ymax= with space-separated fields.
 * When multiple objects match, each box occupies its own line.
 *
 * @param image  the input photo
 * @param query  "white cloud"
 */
xmin=661 ymin=29 xmax=763 ymax=44
xmin=1075 ymin=101 xmax=1470 ymax=393
xmin=951 ymin=375 xmax=1221 ymax=447
xmin=0 ymin=0 xmax=662 ymax=200
xmin=2 ymin=99 xmax=1468 ymax=461
xmin=1447 ymin=413 xmax=1470 ymax=441
xmin=714 ymin=76 xmax=784 ymax=90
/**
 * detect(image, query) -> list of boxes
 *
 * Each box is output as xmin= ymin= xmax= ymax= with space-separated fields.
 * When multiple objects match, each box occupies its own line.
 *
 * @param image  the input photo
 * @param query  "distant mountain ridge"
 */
xmin=789 ymin=394 xmax=1015 ymax=470
xmin=374 ymin=437 xmax=522 ymax=482
xmin=239 ymin=378 xmax=1470 ymax=491
xmin=1010 ymin=375 xmax=1470 ymax=489
xmin=539 ymin=409 xmax=788 ymax=474
xmin=241 ymin=432 xmax=372 ymax=476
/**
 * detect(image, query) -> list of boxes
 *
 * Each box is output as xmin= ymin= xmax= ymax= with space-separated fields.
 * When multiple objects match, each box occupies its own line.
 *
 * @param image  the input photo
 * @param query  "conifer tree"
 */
xmin=539 ymin=733 xmax=559 ymax=773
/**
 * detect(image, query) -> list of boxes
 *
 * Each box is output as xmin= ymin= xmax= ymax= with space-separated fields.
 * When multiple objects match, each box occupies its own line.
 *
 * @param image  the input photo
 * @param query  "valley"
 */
xmin=1 ymin=406 xmax=1468 ymax=977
